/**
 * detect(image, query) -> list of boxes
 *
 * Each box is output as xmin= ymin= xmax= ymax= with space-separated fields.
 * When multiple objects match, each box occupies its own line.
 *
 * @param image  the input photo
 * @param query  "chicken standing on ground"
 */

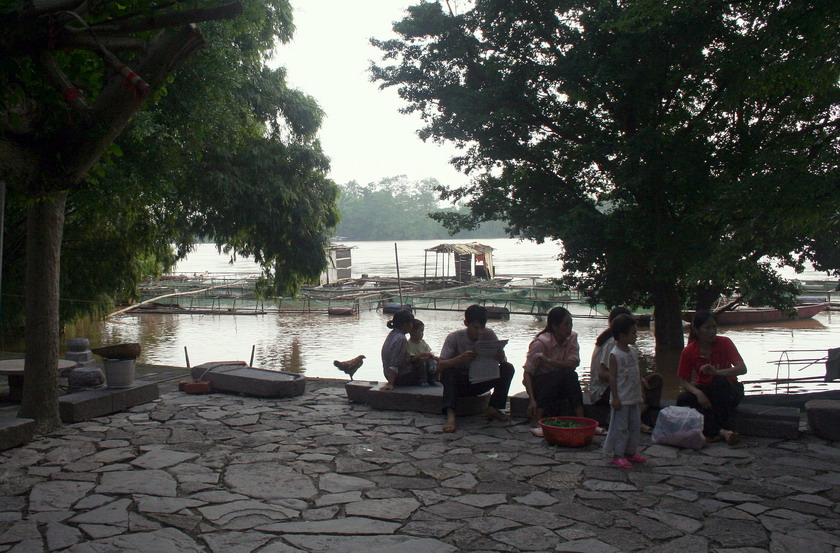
xmin=334 ymin=355 xmax=365 ymax=380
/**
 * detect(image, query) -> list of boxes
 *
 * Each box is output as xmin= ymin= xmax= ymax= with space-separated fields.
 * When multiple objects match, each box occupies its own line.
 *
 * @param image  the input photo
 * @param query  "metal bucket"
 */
xmin=103 ymin=358 xmax=135 ymax=388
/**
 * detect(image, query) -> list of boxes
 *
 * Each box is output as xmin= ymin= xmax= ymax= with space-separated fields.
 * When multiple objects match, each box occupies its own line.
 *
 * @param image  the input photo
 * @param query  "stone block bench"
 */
xmin=805 ymin=400 xmax=840 ymax=441
xmin=729 ymin=403 xmax=800 ymax=439
xmin=59 ymin=381 xmax=159 ymax=423
xmin=191 ymin=362 xmax=306 ymax=398
xmin=509 ymin=391 xmax=609 ymax=423
xmin=0 ymin=418 xmax=35 ymax=451
xmin=510 ymin=392 xmax=801 ymax=439
xmin=345 ymin=380 xmax=489 ymax=415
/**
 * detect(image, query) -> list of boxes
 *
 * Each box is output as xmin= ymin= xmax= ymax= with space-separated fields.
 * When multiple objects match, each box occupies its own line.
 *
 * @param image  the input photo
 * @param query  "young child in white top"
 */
xmin=602 ymin=314 xmax=647 ymax=469
xmin=407 ymin=319 xmax=441 ymax=386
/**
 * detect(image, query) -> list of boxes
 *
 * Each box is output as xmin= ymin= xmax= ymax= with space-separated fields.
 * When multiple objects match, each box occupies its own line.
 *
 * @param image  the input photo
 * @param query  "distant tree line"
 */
xmin=335 ymin=176 xmax=510 ymax=240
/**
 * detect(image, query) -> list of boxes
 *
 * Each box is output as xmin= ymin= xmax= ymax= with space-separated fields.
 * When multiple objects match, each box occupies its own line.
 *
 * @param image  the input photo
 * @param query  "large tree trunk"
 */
xmin=18 ymin=191 xmax=67 ymax=432
xmin=652 ymin=280 xmax=685 ymax=356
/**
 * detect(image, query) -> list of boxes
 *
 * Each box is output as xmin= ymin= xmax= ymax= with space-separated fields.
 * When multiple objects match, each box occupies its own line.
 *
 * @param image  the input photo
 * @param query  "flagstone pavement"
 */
xmin=1 ymin=381 xmax=839 ymax=553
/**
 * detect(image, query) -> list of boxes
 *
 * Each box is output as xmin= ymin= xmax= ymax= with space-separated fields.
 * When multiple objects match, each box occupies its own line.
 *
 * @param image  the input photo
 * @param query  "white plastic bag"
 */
xmin=652 ymin=406 xmax=705 ymax=449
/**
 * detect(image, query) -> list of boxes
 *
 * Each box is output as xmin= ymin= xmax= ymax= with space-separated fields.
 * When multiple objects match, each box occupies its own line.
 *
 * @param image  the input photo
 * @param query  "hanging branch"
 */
xmin=26 ymin=0 xmax=85 ymax=15
xmin=38 ymin=52 xmax=90 ymax=115
xmin=61 ymin=24 xmax=206 ymax=184
xmin=98 ymin=45 xmax=150 ymax=98
xmin=54 ymin=35 xmax=147 ymax=52
xmin=82 ymin=2 xmax=243 ymax=35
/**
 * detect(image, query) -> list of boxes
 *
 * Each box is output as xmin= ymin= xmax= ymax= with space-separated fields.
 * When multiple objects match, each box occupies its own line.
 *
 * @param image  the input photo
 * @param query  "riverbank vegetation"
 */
xmin=335 ymin=176 xmax=508 ymax=240
xmin=372 ymin=0 xmax=840 ymax=353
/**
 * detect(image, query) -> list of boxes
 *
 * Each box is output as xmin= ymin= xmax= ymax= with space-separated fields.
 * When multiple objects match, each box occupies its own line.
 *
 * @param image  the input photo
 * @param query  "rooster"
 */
xmin=333 ymin=355 xmax=365 ymax=380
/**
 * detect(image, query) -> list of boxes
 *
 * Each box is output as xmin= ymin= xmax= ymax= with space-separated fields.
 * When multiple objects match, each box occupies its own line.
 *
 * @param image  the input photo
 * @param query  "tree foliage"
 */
xmin=372 ymin=0 xmax=840 ymax=352
xmin=336 ymin=176 xmax=508 ymax=240
xmin=1 ymin=0 xmax=340 ymax=339
xmin=0 ymin=0 xmax=338 ymax=429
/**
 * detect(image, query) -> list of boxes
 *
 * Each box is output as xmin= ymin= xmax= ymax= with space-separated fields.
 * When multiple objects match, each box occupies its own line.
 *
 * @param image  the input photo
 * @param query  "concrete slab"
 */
xmin=0 ymin=418 xmax=35 ymax=450
xmin=58 ymin=381 xmax=160 ymax=423
xmin=345 ymin=381 xmax=489 ymax=415
xmin=191 ymin=362 xmax=306 ymax=398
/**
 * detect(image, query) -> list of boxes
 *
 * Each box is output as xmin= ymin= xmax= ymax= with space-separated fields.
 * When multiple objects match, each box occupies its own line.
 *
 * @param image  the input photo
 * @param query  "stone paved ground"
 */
xmin=1 ymin=384 xmax=839 ymax=553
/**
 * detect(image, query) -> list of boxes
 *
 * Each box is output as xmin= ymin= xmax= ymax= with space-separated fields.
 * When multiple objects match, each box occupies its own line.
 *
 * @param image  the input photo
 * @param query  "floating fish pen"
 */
xmin=135 ymin=272 xmax=609 ymax=318
xmin=135 ymin=274 xmax=371 ymax=315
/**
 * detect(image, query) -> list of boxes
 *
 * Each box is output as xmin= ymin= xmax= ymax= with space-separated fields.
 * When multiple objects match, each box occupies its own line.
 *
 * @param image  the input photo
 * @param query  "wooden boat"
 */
xmin=485 ymin=306 xmax=510 ymax=320
xmin=381 ymin=302 xmax=412 ymax=314
xmin=682 ymin=302 xmax=828 ymax=326
xmin=327 ymin=307 xmax=356 ymax=316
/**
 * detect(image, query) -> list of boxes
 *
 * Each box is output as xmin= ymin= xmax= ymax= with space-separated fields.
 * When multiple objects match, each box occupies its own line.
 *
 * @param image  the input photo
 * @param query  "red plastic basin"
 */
xmin=539 ymin=416 xmax=599 ymax=447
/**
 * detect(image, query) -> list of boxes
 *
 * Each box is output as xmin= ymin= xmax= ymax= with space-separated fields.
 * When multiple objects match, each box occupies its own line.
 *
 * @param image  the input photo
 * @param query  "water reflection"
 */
xmin=76 ymin=307 xmax=839 ymax=397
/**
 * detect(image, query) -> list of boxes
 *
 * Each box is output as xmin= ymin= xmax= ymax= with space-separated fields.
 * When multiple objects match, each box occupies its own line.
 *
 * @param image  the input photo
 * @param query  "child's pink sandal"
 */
xmin=610 ymin=457 xmax=633 ymax=469
xmin=626 ymin=453 xmax=647 ymax=463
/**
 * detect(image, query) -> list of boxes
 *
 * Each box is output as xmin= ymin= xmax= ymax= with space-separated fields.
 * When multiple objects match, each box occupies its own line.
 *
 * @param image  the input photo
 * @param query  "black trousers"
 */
xmin=532 ymin=369 xmax=583 ymax=417
xmin=441 ymin=362 xmax=515 ymax=413
xmin=677 ymin=375 xmax=744 ymax=437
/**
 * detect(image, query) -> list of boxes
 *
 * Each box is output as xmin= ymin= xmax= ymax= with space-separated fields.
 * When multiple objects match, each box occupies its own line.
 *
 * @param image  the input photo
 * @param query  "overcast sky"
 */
xmin=272 ymin=0 xmax=469 ymax=189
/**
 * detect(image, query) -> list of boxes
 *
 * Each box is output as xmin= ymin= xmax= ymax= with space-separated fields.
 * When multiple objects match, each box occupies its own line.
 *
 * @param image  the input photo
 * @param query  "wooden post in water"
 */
xmin=394 ymin=242 xmax=403 ymax=306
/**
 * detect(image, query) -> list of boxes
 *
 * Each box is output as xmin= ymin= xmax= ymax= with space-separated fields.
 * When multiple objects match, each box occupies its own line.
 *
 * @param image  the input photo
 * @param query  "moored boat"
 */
xmin=682 ymin=302 xmax=829 ymax=326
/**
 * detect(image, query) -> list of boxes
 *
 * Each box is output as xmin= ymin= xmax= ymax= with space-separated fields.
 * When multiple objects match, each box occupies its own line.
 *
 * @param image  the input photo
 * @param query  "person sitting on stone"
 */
xmin=524 ymin=306 xmax=602 ymax=437
xmin=437 ymin=304 xmax=515 ymax=433
xmin=407 ymin=319 xmax=441 ymax=387
xmin=380 ymin=309 xmax=418 ymax=391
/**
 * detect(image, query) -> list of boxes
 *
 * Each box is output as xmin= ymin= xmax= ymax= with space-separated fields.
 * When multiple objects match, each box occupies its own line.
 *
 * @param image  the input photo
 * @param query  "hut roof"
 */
xmin=424 ymin=242 xmax=495 ymax=255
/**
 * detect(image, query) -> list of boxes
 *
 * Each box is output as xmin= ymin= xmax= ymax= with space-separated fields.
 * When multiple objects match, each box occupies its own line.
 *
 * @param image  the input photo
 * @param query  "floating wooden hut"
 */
xmin=424 ymin=242 xmax=495 ymax=282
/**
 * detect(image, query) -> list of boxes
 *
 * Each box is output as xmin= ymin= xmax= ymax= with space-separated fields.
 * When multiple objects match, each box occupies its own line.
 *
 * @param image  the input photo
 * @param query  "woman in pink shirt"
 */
xmin=523 ymin=306 xmax=587 ymax=437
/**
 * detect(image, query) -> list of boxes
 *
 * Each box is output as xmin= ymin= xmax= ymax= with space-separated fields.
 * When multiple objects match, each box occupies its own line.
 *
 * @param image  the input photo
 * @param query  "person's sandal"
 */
xmin=626 ymin=453 xmax=647 ymax=463
xmin=610 ymin=458 xmax=633 ymax=469
xmin=640 ymin=424 xmax=652 ymax=434
xmin=725 ymin=431 xmax=740 ymax=445
xmin=530 ymin=426 xmax=544 ymax=437
xmin=485 ymin=407 xmax=510 ymax=422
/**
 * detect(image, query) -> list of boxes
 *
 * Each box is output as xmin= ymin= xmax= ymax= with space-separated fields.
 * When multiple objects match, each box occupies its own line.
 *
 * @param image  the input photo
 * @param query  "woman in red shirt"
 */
xmin=676 ymin=311 xmax=746 ymax=444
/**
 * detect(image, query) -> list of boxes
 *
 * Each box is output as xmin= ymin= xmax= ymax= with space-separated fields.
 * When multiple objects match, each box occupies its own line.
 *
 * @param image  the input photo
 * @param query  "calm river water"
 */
xmin=79 ymin=239 xmax=838 ymax=397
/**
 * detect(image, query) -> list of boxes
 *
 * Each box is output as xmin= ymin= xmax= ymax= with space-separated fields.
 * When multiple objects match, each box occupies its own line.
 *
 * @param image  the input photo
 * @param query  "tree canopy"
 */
xmin=372 ymin=0 xmax=840 ymax=352
xmin=336 ymin=176 xmax=508 ymax=240
xmin=1 ymin=0 xmax=338 ymax=429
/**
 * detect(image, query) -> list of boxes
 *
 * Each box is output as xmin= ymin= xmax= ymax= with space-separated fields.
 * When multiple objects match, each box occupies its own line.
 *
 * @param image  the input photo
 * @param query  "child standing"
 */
xmin=407 ymin=319 xmax=442 ymax=386
xmin=603 ymin=314 xmax=647 ymax=469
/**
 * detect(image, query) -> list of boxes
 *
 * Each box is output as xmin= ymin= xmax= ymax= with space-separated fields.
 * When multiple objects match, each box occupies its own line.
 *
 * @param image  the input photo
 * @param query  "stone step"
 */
xmin=511 ymin=392 xmax=800 ymax=439
xmin=58 ymin=381 xmax=160 ymax=423
xmin=345 ymin=381 xmax=489 ymax=415
xmin=805 ymin=399 xmax=840 ymax=441
xmin=0 ymin=418 xmax=35 ymax=451
xmin=190 ymin=362 xmax=306 ymax=398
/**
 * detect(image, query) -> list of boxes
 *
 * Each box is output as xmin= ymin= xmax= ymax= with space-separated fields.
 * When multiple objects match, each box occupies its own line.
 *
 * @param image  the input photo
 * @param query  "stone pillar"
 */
xmin=65 ymin=337 xmax=94 ymax=369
